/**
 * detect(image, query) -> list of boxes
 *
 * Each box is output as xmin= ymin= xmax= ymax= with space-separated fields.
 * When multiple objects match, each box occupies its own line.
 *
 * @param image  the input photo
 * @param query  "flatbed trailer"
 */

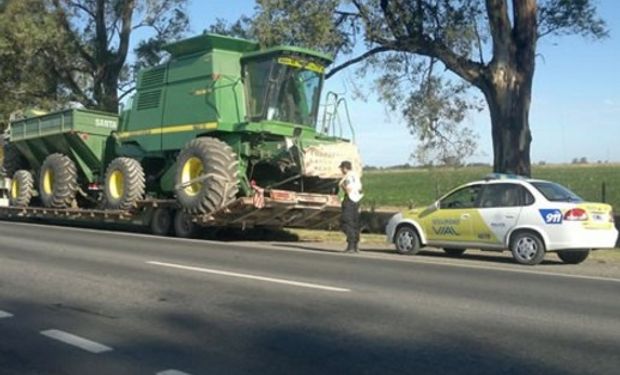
xmin=0 ymin=178 xmax=341 ymax=237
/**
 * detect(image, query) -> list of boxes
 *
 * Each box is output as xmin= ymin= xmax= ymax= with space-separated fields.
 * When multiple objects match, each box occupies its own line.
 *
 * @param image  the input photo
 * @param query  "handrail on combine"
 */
xmin=319 ymin=91 xmax=356 ymax=142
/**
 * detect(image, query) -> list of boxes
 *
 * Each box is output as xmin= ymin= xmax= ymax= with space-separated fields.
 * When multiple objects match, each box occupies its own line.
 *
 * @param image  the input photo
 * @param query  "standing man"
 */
xmin=339 ymin=160 xmax=363 ymax=253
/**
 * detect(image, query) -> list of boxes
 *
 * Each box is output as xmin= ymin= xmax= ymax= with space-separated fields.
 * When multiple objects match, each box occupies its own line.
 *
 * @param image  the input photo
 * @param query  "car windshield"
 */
xmin=531 ymin=181 xmax=583 ymax=202
xmin=244 ymin=56 xmax=324 ymax=126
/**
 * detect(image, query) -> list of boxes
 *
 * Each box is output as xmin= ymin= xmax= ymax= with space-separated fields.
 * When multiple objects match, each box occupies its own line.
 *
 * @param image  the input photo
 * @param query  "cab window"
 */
xmin=479 ymin=183 xmax=534 ymax=208
xmin=440 ymin=185 xmax=482 ymax=209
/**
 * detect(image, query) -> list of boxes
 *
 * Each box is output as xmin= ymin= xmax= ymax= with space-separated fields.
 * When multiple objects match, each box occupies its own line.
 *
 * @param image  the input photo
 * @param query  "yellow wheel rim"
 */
xmin=10 ymin=178 xmax=18 ymax=199
xmin=108 ymin=170 xmax=124 ymax=199
xmin=181 ymin=157 xmax=204 ymax=196
xmin=43 ymin=168 xmax=54 ymax=195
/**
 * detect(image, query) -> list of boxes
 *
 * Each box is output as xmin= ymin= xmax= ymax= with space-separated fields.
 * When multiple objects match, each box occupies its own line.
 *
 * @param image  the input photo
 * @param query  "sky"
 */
xmin=182 ymin=0 xmax=620 ymax=167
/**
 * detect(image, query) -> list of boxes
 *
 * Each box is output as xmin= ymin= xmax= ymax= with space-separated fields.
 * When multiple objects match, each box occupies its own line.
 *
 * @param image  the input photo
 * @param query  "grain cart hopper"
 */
xmin=2 ymin=33 xmax=361 ymax=233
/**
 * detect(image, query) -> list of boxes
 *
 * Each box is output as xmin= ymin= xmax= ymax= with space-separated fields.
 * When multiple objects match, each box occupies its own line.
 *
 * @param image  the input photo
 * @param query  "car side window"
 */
xmin=440 ymin=185 xmax=482 ymax=209
xmin=479 ymin=183 xmax=533 ymax=208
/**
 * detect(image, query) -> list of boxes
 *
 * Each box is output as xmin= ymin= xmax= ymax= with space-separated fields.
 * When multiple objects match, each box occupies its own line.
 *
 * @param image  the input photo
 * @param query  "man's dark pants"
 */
xmin=341 ymin=196 xmax=360 ymax=249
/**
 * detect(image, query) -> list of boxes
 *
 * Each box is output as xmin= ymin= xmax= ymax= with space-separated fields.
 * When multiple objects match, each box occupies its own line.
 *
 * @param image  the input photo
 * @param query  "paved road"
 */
xmin=0 ymin=221 xmax=619 ymax=375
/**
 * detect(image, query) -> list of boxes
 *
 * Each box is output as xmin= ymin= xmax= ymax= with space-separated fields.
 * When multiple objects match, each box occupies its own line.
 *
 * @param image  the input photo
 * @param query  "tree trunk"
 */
xmin=93 ymin=69 xmax=120 ymax=113
xmin=481 ymin=64 xmax=533 ymax=177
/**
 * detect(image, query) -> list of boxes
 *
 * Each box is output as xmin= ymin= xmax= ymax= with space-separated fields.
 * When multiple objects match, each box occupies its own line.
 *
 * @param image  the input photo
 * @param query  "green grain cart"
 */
xmin=1 ymin=33 xmax=361 ymax=234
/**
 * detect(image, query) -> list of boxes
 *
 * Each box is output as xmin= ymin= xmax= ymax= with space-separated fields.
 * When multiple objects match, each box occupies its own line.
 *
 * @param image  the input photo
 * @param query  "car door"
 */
xmin=475 ymin=183 xmax=533 ymax=246
xmin=421 ymin=184 xmax=483 ymax=245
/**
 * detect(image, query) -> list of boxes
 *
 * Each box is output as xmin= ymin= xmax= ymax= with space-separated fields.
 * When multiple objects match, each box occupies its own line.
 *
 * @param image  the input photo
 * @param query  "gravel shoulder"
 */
xmin=285 ymin=229 xmax=620 ymax=279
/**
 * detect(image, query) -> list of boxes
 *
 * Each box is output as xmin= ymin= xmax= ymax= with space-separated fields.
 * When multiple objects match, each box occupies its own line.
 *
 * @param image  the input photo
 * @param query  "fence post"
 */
xmin=601 ymin=181 xmax=606 ymax=203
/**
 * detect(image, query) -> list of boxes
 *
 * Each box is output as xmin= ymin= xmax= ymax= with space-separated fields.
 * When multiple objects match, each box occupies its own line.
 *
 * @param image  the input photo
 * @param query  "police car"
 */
xmin=385 ymin=174 xmax=618 ymax=265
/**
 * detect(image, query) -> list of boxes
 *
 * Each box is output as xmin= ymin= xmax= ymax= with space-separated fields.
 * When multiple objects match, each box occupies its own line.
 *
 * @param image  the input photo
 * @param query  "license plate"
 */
xmin=592 ymin=213 xmax=605 ymax=221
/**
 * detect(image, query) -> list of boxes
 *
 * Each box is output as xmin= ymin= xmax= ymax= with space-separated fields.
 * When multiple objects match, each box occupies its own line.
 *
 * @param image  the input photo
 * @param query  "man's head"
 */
xmin=339 ymin=160 xmax=352 ymax=174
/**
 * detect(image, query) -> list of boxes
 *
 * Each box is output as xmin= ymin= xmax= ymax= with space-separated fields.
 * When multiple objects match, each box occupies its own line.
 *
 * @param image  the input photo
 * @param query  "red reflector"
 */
xmin=564 ymin=208 xmax=588 ymax=221
xmin=270 ymin=190 xmax=296 ymax=202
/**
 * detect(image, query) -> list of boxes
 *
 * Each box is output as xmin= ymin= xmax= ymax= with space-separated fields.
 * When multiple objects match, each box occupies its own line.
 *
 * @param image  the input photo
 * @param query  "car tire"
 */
xmin=557 ymin=249 xmax=590 ymax=264
xmin=394 ymin=225 xmax=421 ymax=255
xmin=443 ymin=248 xmax=466 ymax=256
xmin=510 ymin=231 xmax=546 ymax=265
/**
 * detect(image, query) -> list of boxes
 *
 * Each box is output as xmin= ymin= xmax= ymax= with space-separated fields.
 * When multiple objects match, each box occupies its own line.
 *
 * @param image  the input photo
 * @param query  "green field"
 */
xmin=362 ymin=164 xmax=620 ymax=211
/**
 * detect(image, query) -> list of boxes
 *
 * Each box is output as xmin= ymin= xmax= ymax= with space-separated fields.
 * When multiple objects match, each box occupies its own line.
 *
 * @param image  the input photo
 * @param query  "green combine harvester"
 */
xmin=0 ymin=33 xmax=361 ymax=235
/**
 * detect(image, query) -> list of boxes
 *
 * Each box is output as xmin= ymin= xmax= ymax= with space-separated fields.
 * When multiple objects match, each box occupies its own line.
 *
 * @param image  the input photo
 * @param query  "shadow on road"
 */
xmin=0 ymin=295 xmax=583 ymax=375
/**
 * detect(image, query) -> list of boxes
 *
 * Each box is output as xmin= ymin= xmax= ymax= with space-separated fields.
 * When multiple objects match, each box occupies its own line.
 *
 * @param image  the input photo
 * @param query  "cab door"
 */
xmin=422 ymin=184 xmax=482 ymax=245
xmin=475 ymin=183 xmax=533 ymax=246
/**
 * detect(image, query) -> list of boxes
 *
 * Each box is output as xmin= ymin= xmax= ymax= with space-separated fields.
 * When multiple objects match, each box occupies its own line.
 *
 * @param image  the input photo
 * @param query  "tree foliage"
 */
xmin=0 ymin=0 xmax=189 ymax=118
xmin=0 ymin=0 xmax=69 ymax=127
xmin=247 ymin=0 xmax=607 ymax=174
xmin=50 ymin=0 xmax=189 ymax=112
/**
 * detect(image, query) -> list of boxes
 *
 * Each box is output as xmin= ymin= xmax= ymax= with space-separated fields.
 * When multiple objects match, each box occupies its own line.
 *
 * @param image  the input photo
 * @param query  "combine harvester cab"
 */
xmin=1 ymin=33 xmax=362 ymax=234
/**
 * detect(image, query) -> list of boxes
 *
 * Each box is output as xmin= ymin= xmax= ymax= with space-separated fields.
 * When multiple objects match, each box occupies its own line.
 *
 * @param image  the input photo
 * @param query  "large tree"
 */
xmin=49 ymin=0 xmax=189 ymax=112
xmin=0 ymin=0 xmax=70 ymax=127
xmin=0 ymin=0 xmax=189 ymax=116
xmin=250 ymin=0 xmax=607 ymax=175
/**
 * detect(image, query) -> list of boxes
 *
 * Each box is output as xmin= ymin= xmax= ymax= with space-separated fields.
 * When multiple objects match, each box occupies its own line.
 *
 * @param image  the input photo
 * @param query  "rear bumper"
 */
xmin=546 ymin=228 xmax=619 ymax=251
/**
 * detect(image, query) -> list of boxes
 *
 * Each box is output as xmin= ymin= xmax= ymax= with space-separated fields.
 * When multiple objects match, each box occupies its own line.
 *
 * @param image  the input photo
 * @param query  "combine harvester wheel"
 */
xmin=175 ymin=137 xmax=238 ymax=214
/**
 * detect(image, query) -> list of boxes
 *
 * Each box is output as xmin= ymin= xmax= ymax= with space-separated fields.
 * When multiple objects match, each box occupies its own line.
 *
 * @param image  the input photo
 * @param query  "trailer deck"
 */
xmin=0 ymin=185 xmax=342 ymax=233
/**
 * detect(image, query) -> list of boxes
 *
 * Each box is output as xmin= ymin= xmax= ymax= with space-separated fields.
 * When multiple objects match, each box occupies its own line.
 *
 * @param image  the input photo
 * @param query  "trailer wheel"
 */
xmin=9 ymin=170 xmax=34 ymax=207
xmin=175 ymin=137 xmax=239 ymax=214
xmin=2 ymin=143 xmax=26 ymax=177
xmin=150 ymin=208 xmax=172 ymax=236
xmin=39 ymin=153 xmax=78 ymax=208
xmin=174 ymin=210 xmax=198 ymax=238
xmin=104 ymin=157 xmax=145 ymax=210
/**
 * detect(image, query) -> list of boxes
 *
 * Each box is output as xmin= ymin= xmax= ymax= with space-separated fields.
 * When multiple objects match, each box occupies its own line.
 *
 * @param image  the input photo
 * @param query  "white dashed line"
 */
xmin=40 ymin=329 xmax=113 ymax=354
xmin=0 ymin=310 xmax=14 ymax=319
xmin=156 ymin=370 xmax=192 ymax=375
xmin=147 ymin=260 xmax=351 ymax=292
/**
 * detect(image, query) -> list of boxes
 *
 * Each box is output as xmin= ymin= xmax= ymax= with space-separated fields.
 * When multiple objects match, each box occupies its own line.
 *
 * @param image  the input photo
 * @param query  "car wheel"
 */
xmin=557 ymin=249 xmax=590 ymax=264
xmin=510 ymin=231 xmax=546 ymax=265
xmin=394 ymin=226 xmax=421 ymax=255
xmin=443 ymin=248 xmax=466 ymax=256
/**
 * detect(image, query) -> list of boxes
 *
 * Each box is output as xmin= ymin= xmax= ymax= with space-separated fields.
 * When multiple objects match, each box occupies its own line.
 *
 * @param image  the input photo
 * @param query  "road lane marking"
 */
xmin=147 ymin=261 xmax=351 ymax=292
xmin=40 ymin=329 xmax=113 ymax=354
xmin=157 ymin=370 xmax=192 ymax=375
xmin=0 ymin=310 xmax=14 ymax=319
xmin=4 ymin=221 xmax=620 ymax=285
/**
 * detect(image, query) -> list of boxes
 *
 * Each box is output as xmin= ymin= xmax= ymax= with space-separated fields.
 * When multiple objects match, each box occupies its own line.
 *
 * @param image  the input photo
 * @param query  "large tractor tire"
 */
xmin=104 ymin=157 xmax=145 ymax=210
xmin=9 ymin=170 xmax=34 ymax=207
xmin=175 ymin=137 xmax=239 ymax=214
xmin=2 ymin=143 xmax=26 ymax=177
xmin=39 ymin=153 xmax=78 ymax=208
